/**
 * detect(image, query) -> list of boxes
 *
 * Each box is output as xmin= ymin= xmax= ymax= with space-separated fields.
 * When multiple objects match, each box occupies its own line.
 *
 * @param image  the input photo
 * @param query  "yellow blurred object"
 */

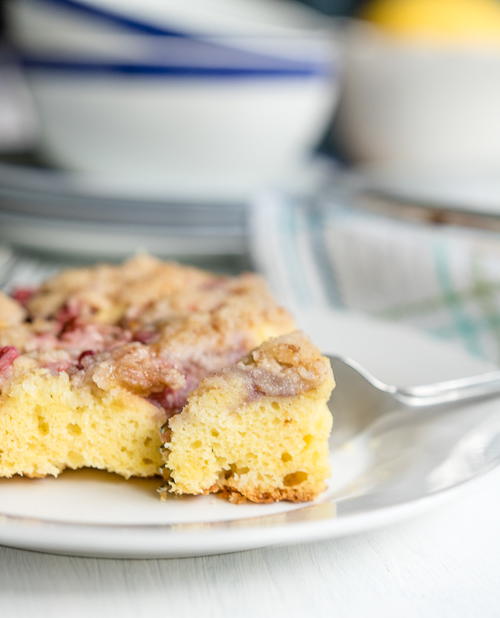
xmin=362 ymin=0 xmax=500 ymax=43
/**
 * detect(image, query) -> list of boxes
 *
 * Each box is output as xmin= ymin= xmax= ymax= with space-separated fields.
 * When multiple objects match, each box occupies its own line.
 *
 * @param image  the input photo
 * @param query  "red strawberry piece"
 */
xmin=0 ymin=346 xmax=20 ymax=374
xmin=77 ymin=349 xmax=95 ymax=369
xmin=10 ymin=287 xmax=36 ymax=307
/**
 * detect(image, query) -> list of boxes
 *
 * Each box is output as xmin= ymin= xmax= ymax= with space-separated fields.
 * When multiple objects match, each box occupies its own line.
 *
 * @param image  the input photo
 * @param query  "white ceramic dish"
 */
xmin=334 ymin=22 xmax=500 ymax=167
xmin=23 ymin=67 xmax=337 ymax=188
xmin=8 ymin=0 xmax=339 ymax=187
xmin=0 ymin=162 xmax=247 ymax=258
xmin=0 ymin=309 xmax=498 ymax=558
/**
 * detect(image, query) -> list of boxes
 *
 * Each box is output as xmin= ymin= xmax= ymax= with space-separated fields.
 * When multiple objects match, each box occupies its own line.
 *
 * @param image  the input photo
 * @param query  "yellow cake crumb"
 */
xmin=0 ymin=363 xmax=163 ymax=478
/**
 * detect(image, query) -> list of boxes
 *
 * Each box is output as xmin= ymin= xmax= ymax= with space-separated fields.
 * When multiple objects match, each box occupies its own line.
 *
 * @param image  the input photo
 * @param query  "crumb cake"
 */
xmin=0 ymin=255 xmax=295 ymax=479
xmin=161 ymin=332 xmax=334 ymax=503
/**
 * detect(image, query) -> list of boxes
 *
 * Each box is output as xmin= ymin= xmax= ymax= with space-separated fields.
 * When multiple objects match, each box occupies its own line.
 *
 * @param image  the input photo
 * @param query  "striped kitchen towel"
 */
xmin=251 ymin=191 xmax=500 ymax=364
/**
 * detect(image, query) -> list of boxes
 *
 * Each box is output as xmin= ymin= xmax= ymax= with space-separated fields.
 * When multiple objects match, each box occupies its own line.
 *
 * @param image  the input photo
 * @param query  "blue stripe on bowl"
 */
xmin=27 ymin=0 xmax=332 ymax=72
xmin=14 ymin=36 xmax=333 ymax=73
xmin=20 ymin=56 xmax=331 ymax=78
xmin=29 ymin=0 xmax=186 ymax=36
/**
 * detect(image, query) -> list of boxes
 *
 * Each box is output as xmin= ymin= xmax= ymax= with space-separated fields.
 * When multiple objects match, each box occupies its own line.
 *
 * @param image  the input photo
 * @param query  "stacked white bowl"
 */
xmin=7 ymin=0 xmax=340 ymax=197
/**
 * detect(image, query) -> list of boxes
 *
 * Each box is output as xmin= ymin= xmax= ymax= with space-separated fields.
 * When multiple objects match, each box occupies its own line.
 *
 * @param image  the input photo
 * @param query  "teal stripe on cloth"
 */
xmin=430 ymin=314 xmax=500 ymax=338
xmin=470 ymin=254 xmax=500 ymax=363
xmin=433 ymin=239 xmax=484 ymax=358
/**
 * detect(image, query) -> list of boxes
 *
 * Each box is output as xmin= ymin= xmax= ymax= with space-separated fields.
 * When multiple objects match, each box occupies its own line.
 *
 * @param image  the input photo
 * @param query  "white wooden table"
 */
xmin=1 ymin=465 xmax=499 ymax=618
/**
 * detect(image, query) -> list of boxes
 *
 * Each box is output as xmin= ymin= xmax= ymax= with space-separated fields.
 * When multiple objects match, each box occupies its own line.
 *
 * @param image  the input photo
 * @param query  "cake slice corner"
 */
xmin=161 ymin=331 xmax=334 ymax=503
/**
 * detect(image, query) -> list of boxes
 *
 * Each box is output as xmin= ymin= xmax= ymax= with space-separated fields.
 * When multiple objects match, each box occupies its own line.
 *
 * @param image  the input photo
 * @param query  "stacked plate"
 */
xmin=0 ymin=162 xmax=247 ymax=258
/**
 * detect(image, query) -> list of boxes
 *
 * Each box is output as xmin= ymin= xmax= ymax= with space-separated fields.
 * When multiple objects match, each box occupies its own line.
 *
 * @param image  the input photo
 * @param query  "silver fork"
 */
xmin=328 ymin=355 xmax=500 ymax=444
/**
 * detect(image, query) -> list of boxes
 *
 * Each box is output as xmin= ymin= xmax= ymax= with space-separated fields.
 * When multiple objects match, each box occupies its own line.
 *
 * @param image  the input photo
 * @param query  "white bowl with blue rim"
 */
xmin=19 ymin=53 xmax=338 ymax=195
xmin=7 ymin=0 xmax=340 ymax=195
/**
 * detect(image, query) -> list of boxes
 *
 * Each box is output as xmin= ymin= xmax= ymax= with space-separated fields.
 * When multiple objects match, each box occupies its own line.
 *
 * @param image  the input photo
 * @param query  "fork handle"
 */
xmin=395 ymin=370 xmax=500 ymax=408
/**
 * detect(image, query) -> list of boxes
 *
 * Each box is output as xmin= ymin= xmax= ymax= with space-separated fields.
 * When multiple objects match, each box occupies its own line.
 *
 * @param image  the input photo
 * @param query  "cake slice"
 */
xmin=0 ymin=256 xmax=295 ymax=479
xmin=161 ymin=331 xmax=334 ymax=503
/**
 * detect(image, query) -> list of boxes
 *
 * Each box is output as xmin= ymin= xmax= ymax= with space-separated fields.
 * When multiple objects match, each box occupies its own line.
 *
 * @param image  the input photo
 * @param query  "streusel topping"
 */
xmin=0 ymin=292 xmax=26 ymax=328
xmin=0 ymin=256 xmax=295 ymax=415
xmin=233 ymin=331 xmax=332 ymax=398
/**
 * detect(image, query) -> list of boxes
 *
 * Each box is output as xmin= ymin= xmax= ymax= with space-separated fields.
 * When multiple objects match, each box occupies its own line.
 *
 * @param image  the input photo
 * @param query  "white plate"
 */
xmin=0 ymin=163 xmax=247 ymax=258
xmin=0 ymin=310 xmax=499 ymax=558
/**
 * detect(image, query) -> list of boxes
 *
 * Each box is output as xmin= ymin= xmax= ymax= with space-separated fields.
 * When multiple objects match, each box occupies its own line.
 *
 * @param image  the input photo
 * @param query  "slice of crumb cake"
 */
xmin=161 ymin=331 xmax=334 ymax=503
xmin=0 ymin=256 xmax=295 ymax=479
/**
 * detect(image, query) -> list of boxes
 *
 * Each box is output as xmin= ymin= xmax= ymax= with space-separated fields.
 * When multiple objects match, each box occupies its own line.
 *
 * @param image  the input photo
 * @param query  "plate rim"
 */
xmin=0 ymin=465 xmax=498 ymax=558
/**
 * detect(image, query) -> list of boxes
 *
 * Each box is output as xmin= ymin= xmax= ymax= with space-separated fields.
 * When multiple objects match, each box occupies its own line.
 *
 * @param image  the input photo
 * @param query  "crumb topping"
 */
xmin=0 ymin=292 xmax=26 ymax=327
xmin=25 ymin=254 xmax=215 ymax=323
xmin=0 ymin=256 xmax=295 ymax=414
xmin=232 ymin=331 xmax=331 ymax=398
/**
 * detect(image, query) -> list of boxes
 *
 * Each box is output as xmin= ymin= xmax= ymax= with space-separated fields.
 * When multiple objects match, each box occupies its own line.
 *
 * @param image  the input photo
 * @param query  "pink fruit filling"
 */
xmin=0 ymin=346 xmax=20 ymax=375
xmin=10 ymin=287 xmax=36 ymax=307
xmin=1 ymin=293 xmax=253 ymax=417
xmin=149 ymin=373 xmax=200 ymax=418
xmin=241 ymin=366 xmax=310 ymax=399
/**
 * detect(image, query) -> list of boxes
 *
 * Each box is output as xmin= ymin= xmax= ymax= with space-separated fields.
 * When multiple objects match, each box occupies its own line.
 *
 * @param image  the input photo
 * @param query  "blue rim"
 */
xmin=20 ymin=56 xmax=330 ymax=78
xmin=28 ymin=0 xmax=188 ymax=36
xmin=27 ymin=0 xmax=332 ymax=76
